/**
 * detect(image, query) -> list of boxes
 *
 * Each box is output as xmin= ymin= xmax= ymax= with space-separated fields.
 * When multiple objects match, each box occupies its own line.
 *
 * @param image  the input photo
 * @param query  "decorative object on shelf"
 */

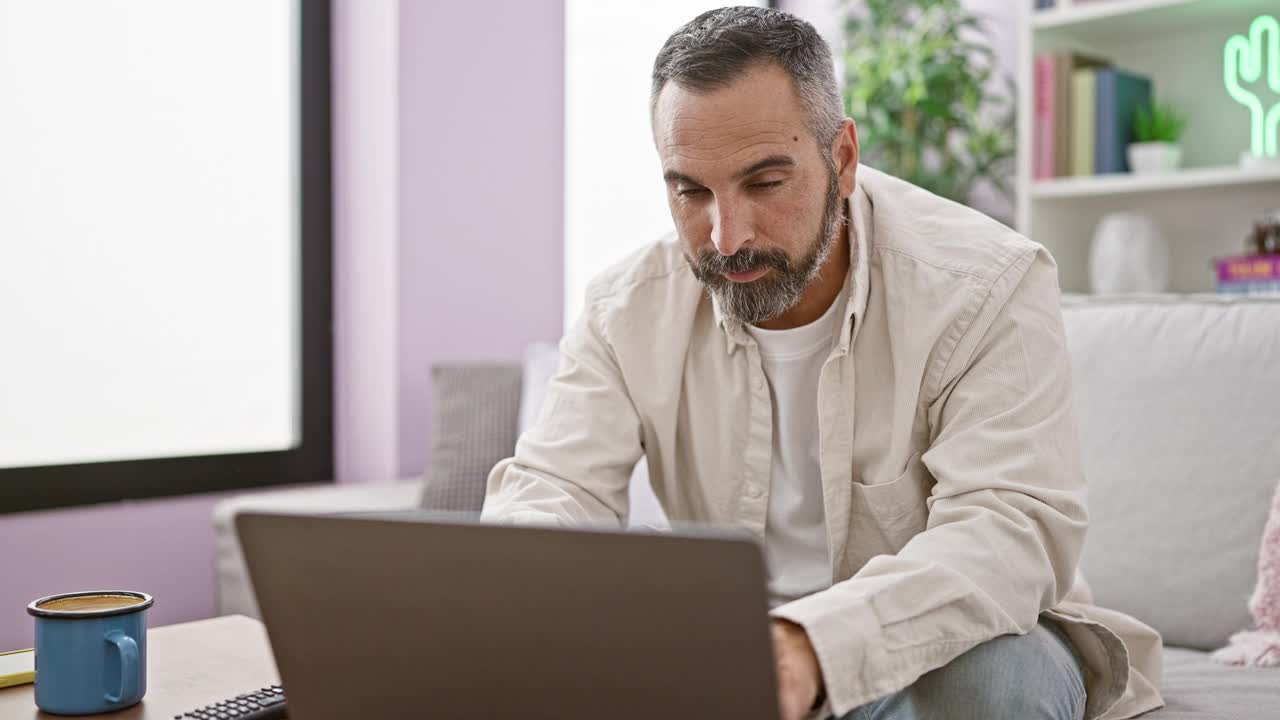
xmin=1247 ymin=209 xmax=1280 ymax=256
xmin=843 ymin=0 xmax=1015 ymax=213
xmin=1088 ymin=211 xmax=1170 ymax=294
xmin=1216 ymin=254 xmax=1280 ymax=295
xmin=1128 ymin=100 xmax=1186 ymax=174
xmin=1224 ymin=14 xmax=1280 ymax=165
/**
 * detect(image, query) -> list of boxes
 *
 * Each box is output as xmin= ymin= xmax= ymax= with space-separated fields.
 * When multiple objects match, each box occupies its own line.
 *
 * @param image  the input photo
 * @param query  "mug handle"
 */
xmin=103 ymin=630 xmax=139 ymax=705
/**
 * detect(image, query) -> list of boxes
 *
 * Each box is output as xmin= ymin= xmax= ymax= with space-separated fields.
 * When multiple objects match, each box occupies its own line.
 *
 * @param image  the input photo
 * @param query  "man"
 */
xmin=483 ymin=7 xmax=1164 ymax=720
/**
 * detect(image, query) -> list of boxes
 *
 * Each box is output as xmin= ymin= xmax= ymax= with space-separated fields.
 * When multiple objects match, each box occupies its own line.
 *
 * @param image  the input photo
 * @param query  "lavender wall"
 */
xmin=396 ymin=0 xmax=565 ymax=476
xmin=0 ymin=491 xmax=234 ymax=651
xmin=0 ymin=0 xmax=567 ymax=651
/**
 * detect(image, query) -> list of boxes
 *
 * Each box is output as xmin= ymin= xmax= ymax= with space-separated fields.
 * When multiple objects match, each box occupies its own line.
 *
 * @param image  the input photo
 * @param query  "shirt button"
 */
xmin=754 ymin=375 xmax=765 ymax=390
xmin=746 ymin=484 xmax=764 ymax=499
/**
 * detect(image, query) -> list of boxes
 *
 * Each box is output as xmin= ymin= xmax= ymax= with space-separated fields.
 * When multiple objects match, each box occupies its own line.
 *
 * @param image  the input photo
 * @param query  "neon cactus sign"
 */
xmin=1224 ymin=14 xmax=1280 ymax=158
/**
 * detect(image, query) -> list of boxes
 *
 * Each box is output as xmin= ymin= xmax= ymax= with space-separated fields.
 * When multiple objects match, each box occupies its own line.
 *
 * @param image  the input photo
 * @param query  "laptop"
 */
xmin=235 ymin=512 xmax=781 ymax=719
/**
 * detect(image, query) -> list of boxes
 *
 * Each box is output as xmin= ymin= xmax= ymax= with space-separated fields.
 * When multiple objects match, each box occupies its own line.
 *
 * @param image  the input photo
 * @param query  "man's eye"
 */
xmin=677 ymin=187 xmax=709 ymax=198
xmin=750 ymin=180 xmax=783 ymax=190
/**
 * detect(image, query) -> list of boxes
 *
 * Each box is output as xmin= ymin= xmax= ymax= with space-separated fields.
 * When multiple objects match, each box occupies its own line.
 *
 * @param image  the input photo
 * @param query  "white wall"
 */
xmin=333 ymin=0 xmax=399 ymax=483
xmin=562 ymin=0 xmax=767 ymax=328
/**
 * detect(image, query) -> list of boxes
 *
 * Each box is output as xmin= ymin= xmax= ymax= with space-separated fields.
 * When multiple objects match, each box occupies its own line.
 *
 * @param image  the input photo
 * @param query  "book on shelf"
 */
xmin=1218 ymin=280 xmax=1280 ymax=295
xmin=1070 ymin=68 xmax=1096 ymax=176
xmin=1034 ymin=0 xmax=1055 ymax=9
xmin=1095 ymin=68 xmax=1152 ymax=174
xmin=1034 ymin=55 xmax=1054 ymax=179
xmin=1216 ymin=254 xmax=1280 ymax=295
xmin=1033 ymin=52 xmax=1108 ymax=179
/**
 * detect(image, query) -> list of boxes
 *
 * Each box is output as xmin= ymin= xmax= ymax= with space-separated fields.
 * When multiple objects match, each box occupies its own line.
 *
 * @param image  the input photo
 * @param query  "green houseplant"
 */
xmin=1128 ymin=100 xmax=1187 ymax=174
xmin=843 ymin=0 xmax=1015 ymax=212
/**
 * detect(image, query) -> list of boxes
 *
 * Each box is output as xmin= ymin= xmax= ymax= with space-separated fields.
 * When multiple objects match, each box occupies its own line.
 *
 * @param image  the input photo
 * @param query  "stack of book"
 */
xmin=1216 ymin=255 xmax=1280 ymax=295
xmin=1033 ymin=52 xmax=1152 ymax=179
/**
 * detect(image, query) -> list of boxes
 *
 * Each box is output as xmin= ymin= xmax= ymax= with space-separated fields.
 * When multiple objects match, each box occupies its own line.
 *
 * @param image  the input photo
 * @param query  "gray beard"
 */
xmin=688 ymin=167 xmax=845 ymax=326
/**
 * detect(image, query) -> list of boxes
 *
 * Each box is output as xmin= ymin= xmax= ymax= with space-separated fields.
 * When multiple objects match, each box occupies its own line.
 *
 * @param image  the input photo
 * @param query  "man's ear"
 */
xmin=832 ymin=118 xmax=859 ymax=198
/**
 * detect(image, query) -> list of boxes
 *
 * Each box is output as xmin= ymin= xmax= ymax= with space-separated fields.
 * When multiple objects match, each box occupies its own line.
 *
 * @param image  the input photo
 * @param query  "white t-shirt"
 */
xmin=745 ymin=285 xmax=847 ymax=607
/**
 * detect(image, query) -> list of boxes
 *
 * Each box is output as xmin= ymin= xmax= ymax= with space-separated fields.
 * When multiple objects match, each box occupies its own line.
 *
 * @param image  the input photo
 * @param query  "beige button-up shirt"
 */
xmin=482 ymin=166 xmax=1164 ymax=720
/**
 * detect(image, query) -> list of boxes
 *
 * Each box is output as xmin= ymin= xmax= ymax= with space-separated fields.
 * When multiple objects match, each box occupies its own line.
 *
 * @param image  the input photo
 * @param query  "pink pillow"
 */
xmin=1212 ymin=478 xmax=1280 ymax=667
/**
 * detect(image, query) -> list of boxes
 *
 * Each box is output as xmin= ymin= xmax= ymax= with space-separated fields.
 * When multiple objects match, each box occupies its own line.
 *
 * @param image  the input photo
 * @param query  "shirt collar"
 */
xmin=713 ymin=180 xmax=873 ymax=355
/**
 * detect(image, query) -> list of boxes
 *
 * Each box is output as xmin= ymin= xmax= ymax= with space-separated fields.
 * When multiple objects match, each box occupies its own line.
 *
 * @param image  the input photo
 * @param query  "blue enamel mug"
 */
xmin=27 ymin=591 xmax=153 ymax=715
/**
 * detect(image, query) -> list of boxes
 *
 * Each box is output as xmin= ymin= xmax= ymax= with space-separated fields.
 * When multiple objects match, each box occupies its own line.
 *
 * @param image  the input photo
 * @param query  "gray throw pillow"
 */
xmin=419 ymin=363 xmax=522 ymax=513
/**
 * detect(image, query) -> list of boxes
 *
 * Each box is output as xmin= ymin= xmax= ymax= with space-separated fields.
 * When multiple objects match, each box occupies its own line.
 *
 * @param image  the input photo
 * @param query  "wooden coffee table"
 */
xmin=0 ymin=615 xmax=279 ymax=719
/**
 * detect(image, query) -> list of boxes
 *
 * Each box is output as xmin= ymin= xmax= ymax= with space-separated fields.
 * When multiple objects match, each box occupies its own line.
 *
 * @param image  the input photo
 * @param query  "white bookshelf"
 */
xmin=1015 ymin=0 xmax=1280 ymax=293
xmin=1031 ymin=0 xmax=1266 ymax=37
xmin=1032 ymin=164 xmax=1280 ymax=199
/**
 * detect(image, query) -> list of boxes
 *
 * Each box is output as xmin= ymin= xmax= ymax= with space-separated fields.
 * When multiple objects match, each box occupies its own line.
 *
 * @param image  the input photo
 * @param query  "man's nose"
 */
xmin=709 ymin=199 xmax=752 ymax=256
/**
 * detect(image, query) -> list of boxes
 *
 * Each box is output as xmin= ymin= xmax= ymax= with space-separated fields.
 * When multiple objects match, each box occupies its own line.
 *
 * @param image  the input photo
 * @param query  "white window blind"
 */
xmin=0 ymin=0 xmax=300 ymax=469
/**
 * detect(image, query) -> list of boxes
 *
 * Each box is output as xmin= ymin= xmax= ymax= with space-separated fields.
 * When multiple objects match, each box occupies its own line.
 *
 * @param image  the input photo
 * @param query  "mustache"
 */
xmin=688 ymin=246 xmax=792 ymax=281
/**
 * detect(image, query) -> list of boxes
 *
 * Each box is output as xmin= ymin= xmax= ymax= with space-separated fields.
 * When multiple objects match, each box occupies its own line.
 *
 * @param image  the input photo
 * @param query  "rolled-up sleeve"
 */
xmin=481 ymin=280 xmax=643 ymax=527
xmin=772 ymin=248 xmax=1090 ymax=717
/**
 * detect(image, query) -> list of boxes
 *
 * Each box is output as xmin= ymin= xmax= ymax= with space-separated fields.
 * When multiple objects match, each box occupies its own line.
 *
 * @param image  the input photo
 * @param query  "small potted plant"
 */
xmin=1128 ymin=101 xmax=1187 ymax=174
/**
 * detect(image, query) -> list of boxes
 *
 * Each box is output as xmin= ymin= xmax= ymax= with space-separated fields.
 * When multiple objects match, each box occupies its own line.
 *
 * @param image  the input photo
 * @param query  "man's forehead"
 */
xmin=653 ymin=64 xmax=808 ymax=165
xmin=658 ymin=117 xmax=798 ymax=166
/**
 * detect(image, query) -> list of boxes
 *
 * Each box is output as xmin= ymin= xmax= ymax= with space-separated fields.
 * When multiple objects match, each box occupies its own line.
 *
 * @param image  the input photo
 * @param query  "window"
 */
xmin=563 ymin=0 xmax=768 ymax=326
xmin=0 ymin=0 xmax=332 ymax=512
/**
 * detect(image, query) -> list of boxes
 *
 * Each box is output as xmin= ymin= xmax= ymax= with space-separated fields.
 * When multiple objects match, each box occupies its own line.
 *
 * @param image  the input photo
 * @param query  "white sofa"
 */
xmin=213 ymin=294 xmax=1280 ymax=718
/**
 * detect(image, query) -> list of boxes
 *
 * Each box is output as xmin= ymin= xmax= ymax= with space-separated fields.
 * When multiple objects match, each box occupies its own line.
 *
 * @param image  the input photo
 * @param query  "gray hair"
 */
xmin=651 ymin=6 xmax=844 ymax=150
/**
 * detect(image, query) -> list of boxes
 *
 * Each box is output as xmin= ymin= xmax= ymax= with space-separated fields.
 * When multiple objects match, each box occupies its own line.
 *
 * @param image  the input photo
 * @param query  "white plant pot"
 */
xmin=1089 ymin=212 xmax=1171 ymax=295
xmin=1127 ymin=142 xmax=1182 ymax=174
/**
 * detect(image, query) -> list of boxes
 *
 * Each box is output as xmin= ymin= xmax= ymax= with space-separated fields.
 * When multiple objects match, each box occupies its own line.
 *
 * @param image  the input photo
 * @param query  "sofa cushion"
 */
xmin=1140 ymin=647 xmax=1280 ymax=718
xmin=1062 ymin=295 xmax=1280 ymax=651
xmin=419 ymin=364 xmax=522 ymax=513
xmin=213 ymin=479 xmax=426 ymax=618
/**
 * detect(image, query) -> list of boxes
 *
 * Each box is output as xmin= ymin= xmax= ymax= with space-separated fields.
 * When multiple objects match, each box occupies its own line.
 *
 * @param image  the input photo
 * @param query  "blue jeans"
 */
xmin=833 ymin=617 xmax=1087 ymax=720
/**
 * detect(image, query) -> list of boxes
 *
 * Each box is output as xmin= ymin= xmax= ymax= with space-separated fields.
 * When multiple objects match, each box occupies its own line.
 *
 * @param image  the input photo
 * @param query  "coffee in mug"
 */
xmin=35 ymin=594 xmax=146 ymax=614
xmin=28 ymin=590 xmax=154 ymax=715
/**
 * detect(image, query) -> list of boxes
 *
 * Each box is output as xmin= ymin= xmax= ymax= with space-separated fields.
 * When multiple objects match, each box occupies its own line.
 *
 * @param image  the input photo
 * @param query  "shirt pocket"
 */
xmin=847 ymin=453 xmax=933 ymax=568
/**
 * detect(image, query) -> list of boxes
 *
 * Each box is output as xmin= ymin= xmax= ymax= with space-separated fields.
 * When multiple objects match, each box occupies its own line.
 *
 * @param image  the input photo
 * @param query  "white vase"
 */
xmin=1089 ymin=212 xmax=1171 ymax=295
xmin=1127 ymin=142 xmax=1182 ymax=174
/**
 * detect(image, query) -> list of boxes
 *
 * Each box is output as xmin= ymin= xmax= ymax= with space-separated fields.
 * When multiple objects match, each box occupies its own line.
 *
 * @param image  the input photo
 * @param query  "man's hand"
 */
xmin=771 ymin=619 xmax=824 ymax=720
